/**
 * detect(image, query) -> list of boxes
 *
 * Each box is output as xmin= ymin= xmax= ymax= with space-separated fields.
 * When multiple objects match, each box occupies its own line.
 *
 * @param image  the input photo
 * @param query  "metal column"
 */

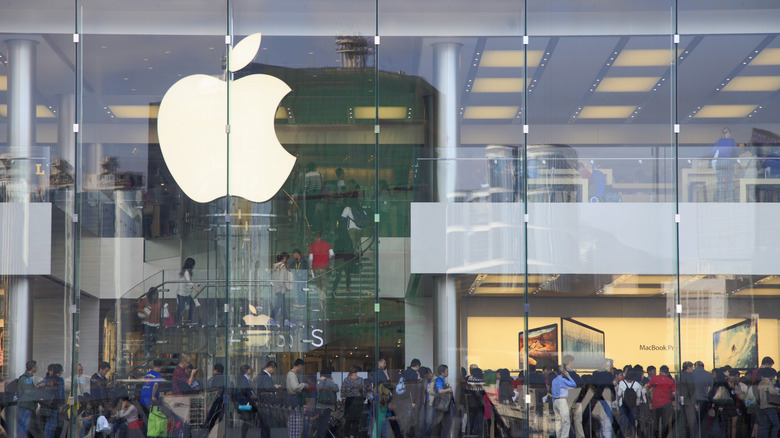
xmin=5 ymin=38 xmax=38 ymax=384
xmin=432 ymin=42 xmax=461 ymax=386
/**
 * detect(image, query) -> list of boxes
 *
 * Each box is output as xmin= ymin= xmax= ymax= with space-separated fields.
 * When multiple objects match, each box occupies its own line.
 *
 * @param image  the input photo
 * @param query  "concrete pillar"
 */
xmin=432 ymin=42 xmax=461 ymax=387
xmin=5 ymin=38 xmax=37 ymax=382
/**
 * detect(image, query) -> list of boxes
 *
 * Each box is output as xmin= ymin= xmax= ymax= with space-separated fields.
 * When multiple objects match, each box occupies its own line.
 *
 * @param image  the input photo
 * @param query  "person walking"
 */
xmin=342 ymin=366 xmax=366 ymax=438
xmin=176 ymin=257 xmax=203 ymax=325
xmin=315 ymin=367 xmax=339 ymax=438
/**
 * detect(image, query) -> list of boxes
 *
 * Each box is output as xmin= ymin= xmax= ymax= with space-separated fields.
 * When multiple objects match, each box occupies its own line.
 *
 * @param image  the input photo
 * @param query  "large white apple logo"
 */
xmin=157 ymin=33 xmax=295 ymax=203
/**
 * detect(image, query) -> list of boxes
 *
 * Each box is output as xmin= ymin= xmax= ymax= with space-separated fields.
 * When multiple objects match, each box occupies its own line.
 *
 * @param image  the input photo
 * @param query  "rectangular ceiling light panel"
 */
xmin=694 ymin=104 xmax=757 ymax=118
xmin=464 ymin=106 xmax=519 ymax=119
xmin=613 ymin=49 xmax=672 ymax=67
xmin=0 ymin=104 xmax=55 ymax=118
xmin=578 ymin=105 xmax=637 ymax=119
xmin=480 ymin=50 xmax=544 ymax=68
xmin=721 ymin=76 xmax=780 ymax=92
xmin=595 ymin=77 xmax=660 ymax=92
xmin=354 ymin=106 xmax=407 ymax=119
xmin=471 ymin=78 xmax=528 ymax=93
xmin=109 ymin=105 xmax=160 ymax=119
xmin=750 ymin=48 xmax=780 ymax=66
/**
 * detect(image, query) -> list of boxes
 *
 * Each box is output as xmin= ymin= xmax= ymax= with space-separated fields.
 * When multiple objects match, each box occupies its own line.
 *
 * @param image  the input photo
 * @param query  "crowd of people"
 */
xmin=527 ymin=356 xmax=780 ymax=438
xmin=4 ymin=354 xmax=778 ymax=438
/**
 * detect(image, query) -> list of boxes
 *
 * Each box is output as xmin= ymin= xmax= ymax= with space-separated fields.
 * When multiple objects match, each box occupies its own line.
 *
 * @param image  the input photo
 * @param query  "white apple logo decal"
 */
xmin=157 ymin=33 xmax=295 ymax=203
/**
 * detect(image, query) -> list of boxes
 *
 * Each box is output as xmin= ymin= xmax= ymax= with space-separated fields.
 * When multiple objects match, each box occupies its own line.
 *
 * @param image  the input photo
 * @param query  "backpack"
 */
xmin=350 ymin=206 xmax=370 ymax=229
xmin=317 ymin=382 xmax=336 ymax=406
xmin=622 ymin=380 xmax=639 ymax=409
xmin=3 ymin=377 xmax=20 ymax=405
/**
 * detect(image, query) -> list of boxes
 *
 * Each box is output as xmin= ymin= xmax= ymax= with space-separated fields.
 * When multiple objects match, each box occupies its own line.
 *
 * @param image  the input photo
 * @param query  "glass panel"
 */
xmin=1 ymin=6 xmax=78 ymax=436
xmin=381 ymin=0 xmax=527 ymax=434
xmin=79 ymin=3 xmax=229 ymax=437
xmin=225 ymin=2 xmax=378 ymax=437
xmin=678 ymin=2 xmax=780 ymax=436
xmin=527 ymin=2 xmax=675 ymax=438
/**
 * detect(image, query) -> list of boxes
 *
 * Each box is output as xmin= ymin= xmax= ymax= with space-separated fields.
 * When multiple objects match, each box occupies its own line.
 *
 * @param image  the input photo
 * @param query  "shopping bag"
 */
xmin=147 ymin=406 xmax=169 ymax=437
xmin=96 ymin=415 xmax=112 ymax=433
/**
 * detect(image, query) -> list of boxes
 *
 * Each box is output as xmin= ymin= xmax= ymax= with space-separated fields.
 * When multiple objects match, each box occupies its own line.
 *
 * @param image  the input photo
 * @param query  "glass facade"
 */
xmin=1 ymin=1 xmax=780 ymax=438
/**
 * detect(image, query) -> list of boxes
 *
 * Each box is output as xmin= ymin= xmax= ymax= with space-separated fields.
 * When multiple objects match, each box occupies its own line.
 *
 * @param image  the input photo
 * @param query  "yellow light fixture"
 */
xmin=750 ymin=48 xmax=780 ymax=66
xmin=275 ymin=106 xmax=287 ymax=119
xmin=721 ymin=76 xmax=780 ymax=92
xmin=480 ymin=50 xmax=544 ymax=68
xmin=0 ymin=75 xmax=6 ymax=91
xmin=613 ymin=49 xmax=672 ymax=67
xmin=0 ymin=104 xmax=55 ymax=118
xmin=109 ymin=105 xmax=159 ymax=118
xmin=464 ymin=106 xmax=519 ymax=119
xmin=471 ymin=78 xmax=529 ymax=93
xmin=694 ymin=104 xmax=757 ymax=118
xmin=595 ymin=77 xmax=660 ymax=92
xmin=578 ymin=105 xmax=637 ymax=119
xmin=353 ymin=106 xmax=407 ymax=119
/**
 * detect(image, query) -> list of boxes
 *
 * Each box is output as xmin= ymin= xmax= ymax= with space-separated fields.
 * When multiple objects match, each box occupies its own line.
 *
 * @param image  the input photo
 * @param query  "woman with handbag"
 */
xmin=431 ymin=365 xmax=453 ymax=438
xmin=341 ymin=366 xmax=366 ymax=438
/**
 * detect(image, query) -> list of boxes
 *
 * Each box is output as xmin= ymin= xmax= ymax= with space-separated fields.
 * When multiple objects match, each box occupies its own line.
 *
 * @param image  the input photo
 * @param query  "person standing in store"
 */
xmin=692 ymin=360 xmax=714 ymax=436
xmin=712 ymin=126 xmax=738 ymax=202
xmin=551 ymin=366 xmax=578 ymax=438
xmin=340 ymin=197 xmax=364 ymax=256
xmin=756 ymin=367 xmax=779 ymax=438
xmin=90 ymin=361 xmax=112 ymax=413
xmin=285 ymin=359 xmax=309 ymax=438
xmin=15 ymin=360 xmax=38 ymax=438
xmin=678 ymin=361 xmax=697 ymax=438
xmin=235 ymin=364 xmax=258 ymax=438
xmin=271 ymin=252 xmax=292 ymax=326
xmin=342 ymin=366 xmax=367 ymax=438
xmin=207 ymin=363 xmax=226 ymax=390
xmin=308 ymin=232 xmax=334 ymax=307
xmin=430 ymin=364 xmax=453 ymax=438
xmin=140 ymin=360 xmax=163 ymax=414
xmin=176 ymin=257 xmax=203 ymax=325
xmin=315 ymin=367 xmax=339 ymax=438
xmin=645 ymin=365 xmax=676 ymax=438
xmin=139 ymin=287 xmax=162 ymax=355
xmin=171 ymin=355 xmax=197 ymax=395
xmin=288 ymin=249 xmax=310 ymax=307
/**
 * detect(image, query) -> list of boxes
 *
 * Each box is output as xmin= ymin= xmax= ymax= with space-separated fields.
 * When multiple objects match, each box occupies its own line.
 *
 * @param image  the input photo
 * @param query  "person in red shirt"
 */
xmin=645 ymin=364 xmax=675 ymax=438
xmin=308 ymin=232 xmax=334 ymax=307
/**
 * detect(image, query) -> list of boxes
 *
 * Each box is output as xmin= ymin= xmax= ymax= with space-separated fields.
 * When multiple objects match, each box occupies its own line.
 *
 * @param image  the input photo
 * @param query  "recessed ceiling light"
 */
xmin=354 ymin=106 xmax=407 ymax=119
xmin=463 ymin=106 xmax=519 ymax=119
xmin=721 ymin=76 xmax=780 ymax=92
xmin=471 ymin=78 xmax=528 ymax=93
xmin=0 ymin=104 xmax=55 ymax=118
xmin=694 ymin=105 xmax=757 ymax=118
xmin=108 ymin=105 xmax=160 ymax=119
xmin=595 ymin=77 xmax=661 ymax=92
xmin=613 ymin=49 xmax=675 ymax=67
xmin=578 ymin=105 xmax=637 ymax=119
xmin=479 ymin=50 xmax=544 ymax=68
xmin=750 ymin=48 xmax=780 ymax=66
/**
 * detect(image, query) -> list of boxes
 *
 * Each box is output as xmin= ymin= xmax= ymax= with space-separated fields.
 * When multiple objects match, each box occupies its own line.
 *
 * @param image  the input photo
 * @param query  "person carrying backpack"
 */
xmin=315 ymin=368 xmax=339 ymax=438
xmin=340 ymin=198 xmax=367 ymax=256
xmin=16 ymin=360 xmax=39 ymax=438
xmin=617 ymin=370 xmax=644 ymax=438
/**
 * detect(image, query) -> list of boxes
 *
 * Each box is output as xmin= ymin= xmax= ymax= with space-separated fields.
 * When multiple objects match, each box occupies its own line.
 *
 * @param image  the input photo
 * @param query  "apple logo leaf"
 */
xmin=229 ymin=33 xmax=263 ymax=73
